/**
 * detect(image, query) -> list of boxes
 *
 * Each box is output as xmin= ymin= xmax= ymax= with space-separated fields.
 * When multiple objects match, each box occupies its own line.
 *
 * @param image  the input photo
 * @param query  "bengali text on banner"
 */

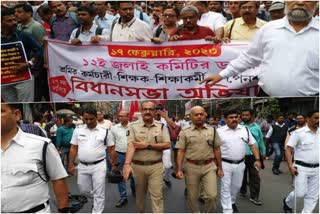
xmin=47 ymin=40 xmax=259 ymax=102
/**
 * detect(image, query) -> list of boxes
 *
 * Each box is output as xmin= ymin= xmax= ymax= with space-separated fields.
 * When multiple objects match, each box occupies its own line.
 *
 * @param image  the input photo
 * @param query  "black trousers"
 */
xmin=240 ymin=155 xmax=261 ymax=199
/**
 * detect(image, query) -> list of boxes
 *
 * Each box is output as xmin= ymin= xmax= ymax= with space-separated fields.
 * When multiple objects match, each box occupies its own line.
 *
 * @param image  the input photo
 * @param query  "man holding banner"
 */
xmin=200 ymin=1 xmax=319 ymax=96
xmin=1 ymin=9 xmax=43 ymax=102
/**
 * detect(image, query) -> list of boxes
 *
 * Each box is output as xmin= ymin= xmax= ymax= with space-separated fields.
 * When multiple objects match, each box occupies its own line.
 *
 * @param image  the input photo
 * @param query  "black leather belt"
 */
xmin=295 ymin=160 xmax=319 ymax=168
xmin=132 ymin=159 xmax=162 ymax=165
xmin=80 ymin=158 xmax=105 ymax=166
xmin=19 ymin=200 xmax=49 ymax=213
xmin=116 ymin=151 xmax=126 ymax=155
xmin=222 ymin=158 xmax=245 ymax=164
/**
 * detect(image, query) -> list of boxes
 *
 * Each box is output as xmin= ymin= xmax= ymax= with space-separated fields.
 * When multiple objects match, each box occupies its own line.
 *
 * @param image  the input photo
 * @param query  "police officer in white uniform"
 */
xmin=69 ymin=107 xmax=119 ymax=213
xmin=283 ymin=110 xmax=319 ymax=213
xmin=1 ymin=103 xmax=69 ymax=213
xmin=217 ymin=110 xmax=261 ymax=213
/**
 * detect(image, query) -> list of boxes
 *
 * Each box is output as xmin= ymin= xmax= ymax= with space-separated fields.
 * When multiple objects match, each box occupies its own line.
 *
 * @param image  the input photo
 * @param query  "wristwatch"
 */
xmin=28 ymin=60 xmax=34 ymax=67
xmin=147 ymin=144 xmax=152 ymax=150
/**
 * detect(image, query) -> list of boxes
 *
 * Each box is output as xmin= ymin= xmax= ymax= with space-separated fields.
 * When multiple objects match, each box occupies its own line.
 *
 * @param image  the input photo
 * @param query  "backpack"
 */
xmin=74 ymin=27 xmax=103 ymax=38
xmin=50 ymin=12 xmax=80 ymax=38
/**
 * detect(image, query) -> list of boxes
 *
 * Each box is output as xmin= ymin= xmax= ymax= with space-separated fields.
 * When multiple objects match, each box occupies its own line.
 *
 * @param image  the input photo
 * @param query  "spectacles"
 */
xmin=142 ymin=108 xmax=155 ymax=111
xmin=163 ymin=14 xmax=176 ymax=18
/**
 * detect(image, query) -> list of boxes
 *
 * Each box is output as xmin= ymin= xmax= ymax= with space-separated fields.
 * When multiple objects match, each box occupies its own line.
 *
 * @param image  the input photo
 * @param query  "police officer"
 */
xmin=217 ymin=110 xmax=261 ymax=213
xmin=283 ymin=110 xmax=319 ymax=213
xmin=1 ymin=103 xmax=69 ymax=213
xmin=175 ymin=106 xmax=223 ymax=213
xmin=123 ymin=101 xmax=171 ymax=213
xmin=68 ymin=107 xmax=118 ymax=213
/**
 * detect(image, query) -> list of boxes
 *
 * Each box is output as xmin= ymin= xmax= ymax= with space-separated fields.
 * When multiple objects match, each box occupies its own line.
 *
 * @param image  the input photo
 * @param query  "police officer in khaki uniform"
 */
xmin=175 ymin=106 xmax=224 ymax=213
xmin=123 ymin=101 xmax=171 ymax=213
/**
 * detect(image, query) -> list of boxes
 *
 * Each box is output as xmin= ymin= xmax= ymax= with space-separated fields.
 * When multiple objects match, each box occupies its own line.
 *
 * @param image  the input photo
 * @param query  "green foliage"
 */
xmin=259 ymin=98 xmax=281 ymax=118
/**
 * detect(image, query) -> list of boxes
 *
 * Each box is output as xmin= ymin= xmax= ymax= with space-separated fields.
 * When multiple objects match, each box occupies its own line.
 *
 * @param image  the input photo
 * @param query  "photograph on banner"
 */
xmin=1 ymin=41 xmax=32 ymax=85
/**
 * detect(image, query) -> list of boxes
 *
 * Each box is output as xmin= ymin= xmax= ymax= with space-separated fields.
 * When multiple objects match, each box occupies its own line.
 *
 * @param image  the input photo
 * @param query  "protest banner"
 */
xmin=1 ymin=41 xmax=32 ymax=85
xmin=47 ymin=40 xmax=258 ymax=102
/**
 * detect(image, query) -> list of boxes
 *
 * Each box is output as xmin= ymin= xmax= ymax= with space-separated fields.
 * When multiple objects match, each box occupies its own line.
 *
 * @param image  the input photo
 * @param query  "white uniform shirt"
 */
xmin=217 ymin=124 xmax=256 ymax=161
xmin=1 ymin=128 xmax=67 ymax=212
xmin=70 ymin=124 xmax=114 ymax=162
xmin=99 ymin=119 xmax=113 ymax=130
xmin=111 ymin=17 xmax=153 ymax=42
xmin=287 ymin=126 xmax=319 ymax=164
xmin=219 ymin=17 xmax=319 ymax=96
xmin=198 ymin=11 xmax=226 ymax=32
xmin=110 ymin=123 xmax=128 ymax=153
xmin=69 ymin=24 xmax=109 ymax=42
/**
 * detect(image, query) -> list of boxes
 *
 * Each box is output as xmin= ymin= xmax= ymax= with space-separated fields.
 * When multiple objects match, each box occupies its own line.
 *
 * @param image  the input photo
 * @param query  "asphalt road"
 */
xmin=49 ymin=158 xmax=319 ymax=213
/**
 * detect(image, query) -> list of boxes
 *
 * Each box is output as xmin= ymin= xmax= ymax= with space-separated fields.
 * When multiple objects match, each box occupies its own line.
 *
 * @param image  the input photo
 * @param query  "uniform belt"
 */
xmin=222 ymin=158 xmax=245 ymax=164
xmin=295 ymin=160 xmax=319 ymax=168
xmin=132 ymin=159 xmax=162 ymax=166
xmin=186 ymin=158 xmax=214 ymax=165
xmin=80 ymin=158 xmax=105 ymax=166
xmin=116 ymin=151 xmax=126 ymax=155
xmin=19 ymin=200 xmax=49 ymax=213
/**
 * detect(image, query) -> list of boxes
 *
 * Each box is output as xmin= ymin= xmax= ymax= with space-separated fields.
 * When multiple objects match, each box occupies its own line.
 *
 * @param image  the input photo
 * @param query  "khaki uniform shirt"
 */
xmin=176 ymin=124 xmax=221 ymax=160
xmin=128 ymin=120 xmax=170 ymax=162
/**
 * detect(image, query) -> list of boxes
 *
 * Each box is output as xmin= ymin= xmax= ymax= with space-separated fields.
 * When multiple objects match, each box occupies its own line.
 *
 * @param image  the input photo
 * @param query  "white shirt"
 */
xmin=266 ymin=122 xmax=286 ymax=138
xmin=220 ymin=17 xmax=319 ymax=96
xmin=1 ymin=128 xmax=67 ymax=212
xmin=217 ymin=124 xmax=256 ymax=160
xmin=99 ymin=119 xmax=113 ymax=130
xmin=70 ymin=124 xmax=114 ymax=162
xmin=94 ymin=13 xmax=116 ymax=34
xmin=69 ymin=24 xmax=109 ymax=42
xmin=110 ymin=123 xmax=128 ymax=153
xmin=198 ymin=11 xmax=226 ymax=32
xmin=288 ymin=126 xmax=319 ymax=164
xmin=111 ymin=17 xmax=153 ymax=42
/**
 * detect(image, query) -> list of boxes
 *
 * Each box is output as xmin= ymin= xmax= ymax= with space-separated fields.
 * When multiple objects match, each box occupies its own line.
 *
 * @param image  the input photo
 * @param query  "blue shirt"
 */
xmin=240 ymin=122 xmax=266 ymax=155
xmin=1 ymin=31 xmax=43 ymax=60
xmin=94 ymin=13 xmax=116 ymax=34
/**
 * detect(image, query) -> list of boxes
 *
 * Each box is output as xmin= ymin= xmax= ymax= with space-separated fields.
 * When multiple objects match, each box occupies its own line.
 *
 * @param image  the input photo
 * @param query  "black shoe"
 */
xmin=184 ymin=188 xmax=188 ymax=197
xmin=198 ymin=197 xmax=205 ymax=204
xmin=232 ymin=204 xmax=239 ymax=213
xmin=115 ymin=198 xmax=128 ymax=208
xmin=283 ymin=198 xmax=293 ymax=213
xmin=163 ymin=179 xmax=172 ymax=188
xmin=132 ymin=191 xmax=136 ymax=197
xmin=272 ymin=169 xmax=280 ymax=175
xmin=278 ymin=169 xmax=283 ymax=174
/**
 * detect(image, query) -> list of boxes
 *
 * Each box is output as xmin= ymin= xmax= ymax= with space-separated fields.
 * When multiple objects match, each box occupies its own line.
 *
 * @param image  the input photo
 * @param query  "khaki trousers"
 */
xmin=185 ymin=162 xmax=218 ymax=213
xmin=132 ymin=162 xmax=164 ymax=213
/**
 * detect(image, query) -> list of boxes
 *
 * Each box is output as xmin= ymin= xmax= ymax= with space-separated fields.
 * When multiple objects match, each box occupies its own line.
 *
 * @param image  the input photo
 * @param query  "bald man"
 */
xmin=176 ymin=106 xmax=223 ymax=213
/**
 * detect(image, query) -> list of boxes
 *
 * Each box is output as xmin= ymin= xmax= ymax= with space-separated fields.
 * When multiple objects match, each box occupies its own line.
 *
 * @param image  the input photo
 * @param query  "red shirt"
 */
xmin=179 ymin=25 xmax=215 ymax=40
xmin=43 ymin=21 xmax=51 ymax=36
